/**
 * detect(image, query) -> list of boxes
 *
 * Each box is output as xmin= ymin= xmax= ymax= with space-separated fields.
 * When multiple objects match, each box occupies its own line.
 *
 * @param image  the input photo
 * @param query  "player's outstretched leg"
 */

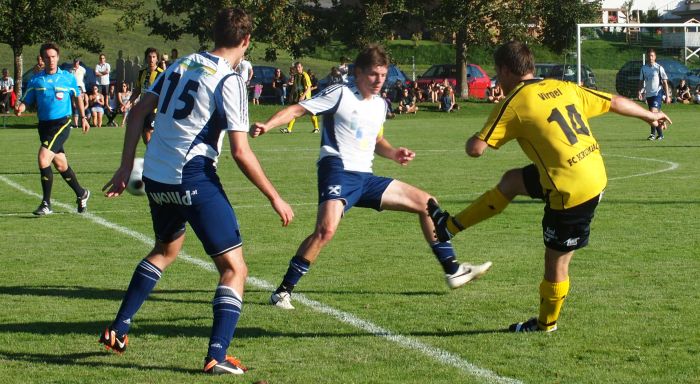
xmin=427 ymin=198 xmax=459 ymax=242
xmin=270 ymin=255 xmax=311 ymax=310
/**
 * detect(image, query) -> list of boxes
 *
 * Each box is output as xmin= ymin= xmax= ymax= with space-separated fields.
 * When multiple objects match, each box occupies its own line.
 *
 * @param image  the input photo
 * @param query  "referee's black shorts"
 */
xmin=38 ymin=116 xmax=73 ymax=154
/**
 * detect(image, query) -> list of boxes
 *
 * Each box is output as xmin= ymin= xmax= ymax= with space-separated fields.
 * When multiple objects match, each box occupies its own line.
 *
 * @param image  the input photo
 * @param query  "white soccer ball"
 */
xmin=126 ymin=157 xmax=146 ymax=196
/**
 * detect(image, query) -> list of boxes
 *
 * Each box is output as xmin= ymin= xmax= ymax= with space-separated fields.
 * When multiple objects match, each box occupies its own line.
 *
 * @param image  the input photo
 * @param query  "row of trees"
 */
xmin=0 ymin=0 xmax=601 ymax=99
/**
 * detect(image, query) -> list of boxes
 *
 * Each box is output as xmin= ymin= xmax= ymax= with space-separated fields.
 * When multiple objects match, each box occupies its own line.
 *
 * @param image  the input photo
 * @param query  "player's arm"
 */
xmin=609 ymin=95 xmax=672 ymax=126
xmin=250 ymin=104 xmax=307 ymax=137
xmin=229 ymin=131 xmax=294 ymax=226
xmin=466 ymin=135 xmax=488 ymax=157
xmin=73 ymin=91 xmax=90 ymax=133
xmin=375 ymin=135 xmax=415 ymax=166
xmin=102 ymin=92 xmax=158 ymax=197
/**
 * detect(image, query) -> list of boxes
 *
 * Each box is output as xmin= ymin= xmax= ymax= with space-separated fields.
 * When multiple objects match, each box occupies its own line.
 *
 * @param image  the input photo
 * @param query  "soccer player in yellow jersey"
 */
xmin=428 ymin=41 xmax=672 ymax=333
xmin=128 ymin=47 xmax=164 ymax=144
xmin=281 ymin=61 xmax=319 ymax=133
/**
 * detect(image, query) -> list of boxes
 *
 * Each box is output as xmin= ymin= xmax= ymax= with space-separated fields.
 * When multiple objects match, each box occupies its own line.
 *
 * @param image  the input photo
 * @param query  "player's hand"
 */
xmin=270 ymin=197 xmax=294 ymax=227
xmin=102 ymin=166 xmax=131 ymax=197
xmin=652 ymin=111 xmax=672 ymax=130
xmin=81 ymin=118 xmax=90 ymax=133
xmin=395 ymin=147 xmax=415 ymax=166
xmin=249 ymin=122 xmax=268 ymax=138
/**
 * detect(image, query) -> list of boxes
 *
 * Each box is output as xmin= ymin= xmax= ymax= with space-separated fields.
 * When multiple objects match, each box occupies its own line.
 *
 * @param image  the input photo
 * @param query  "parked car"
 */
xmin=534 ymin=63 xmax=559 ymax=79
xmin=415 ymin=64 xmax=491 ymax=99
xmin=615 ymin=59 xmax=700 ymax=98
xmin=316 ymin=64 xmax=412 ymax=93
xmin=250 ymin=65 xmax=278 ymax=103
xmin=544 ymin=64 xmax=598 ymax=89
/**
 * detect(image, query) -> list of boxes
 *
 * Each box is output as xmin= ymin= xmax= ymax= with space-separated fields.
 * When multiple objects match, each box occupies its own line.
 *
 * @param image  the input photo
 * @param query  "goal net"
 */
xmin=575 ymin=22 xmax=700 ymax=97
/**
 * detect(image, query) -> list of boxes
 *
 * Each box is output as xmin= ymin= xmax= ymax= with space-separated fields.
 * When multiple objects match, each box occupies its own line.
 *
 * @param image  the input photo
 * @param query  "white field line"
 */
xmin=0 ymin=174 xmax=521 ymax=384
xmin=605 ymin=154 xmax=679 ymax=181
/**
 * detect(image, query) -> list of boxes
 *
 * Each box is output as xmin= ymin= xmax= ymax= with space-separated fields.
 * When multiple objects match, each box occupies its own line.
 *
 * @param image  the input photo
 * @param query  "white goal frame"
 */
xmin=576 ymin=21 xmax=700 ymax=85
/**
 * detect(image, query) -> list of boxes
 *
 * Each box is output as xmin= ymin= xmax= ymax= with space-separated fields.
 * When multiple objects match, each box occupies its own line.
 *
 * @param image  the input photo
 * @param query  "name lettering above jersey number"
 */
xmin=160 ymin=71 xmax=200 ymax=119
xmin=546 ymin=104 xmax=591 ymax=145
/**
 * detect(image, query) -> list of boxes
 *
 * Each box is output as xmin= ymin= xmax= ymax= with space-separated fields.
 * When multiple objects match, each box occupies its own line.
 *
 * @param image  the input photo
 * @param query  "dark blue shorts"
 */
xmin=646 ymin=92 xmax=663 ymax=110
xmin=317 ymin=157 xmax=393 ymax=212
xmin=144 ymin=174 xmax=242 ymax=257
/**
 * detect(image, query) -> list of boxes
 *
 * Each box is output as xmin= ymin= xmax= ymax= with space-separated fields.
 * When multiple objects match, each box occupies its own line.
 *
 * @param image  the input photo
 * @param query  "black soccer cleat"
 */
xmin=76 ymin=190 xmax=90 ymax=213
xmin=509 ymin=317 xmax=557 ymax=333
xmin=99 ymin=327 xmax=129 ymax=353
xmin=33 ymin=201 xmax=53 ymax=216
xmin=427 ymin=198 xmax=455 ymax=242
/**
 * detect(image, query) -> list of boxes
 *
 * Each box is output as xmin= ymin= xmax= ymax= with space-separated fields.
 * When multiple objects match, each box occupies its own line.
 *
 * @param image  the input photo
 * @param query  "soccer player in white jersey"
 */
xmin=100 ymin=8 xmax=294 ymax=375
xmin=251 ymin=45 xmax=492 ymax=310
xmin=638 ymin=48 xmax=671 ymax=141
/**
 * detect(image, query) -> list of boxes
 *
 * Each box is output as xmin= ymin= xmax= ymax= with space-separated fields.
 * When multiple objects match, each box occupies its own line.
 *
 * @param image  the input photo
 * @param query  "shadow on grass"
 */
xmin=0 ymin=349 xmax=201 ymax=375
xmin=0 ymin=285 xmax=210 ymax=304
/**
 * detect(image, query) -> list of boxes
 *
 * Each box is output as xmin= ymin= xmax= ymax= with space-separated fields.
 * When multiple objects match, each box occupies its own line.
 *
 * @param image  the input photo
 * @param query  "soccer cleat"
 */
xmin=203 ymin=355 xmax=248 ymax=375
xmin=445 ymin=262 xmax=492 ymax=289
xmin=279 ymin=128 xmax=289 ymax=134
xmin=647 ymin=134 xmax=656 ymax=141
xmin=656 ymin=136 xmax=664 ymax=141
xmin=312 ymin=128 xmax=319 ymax=133
xmin=99 ymin=327 xmax=129 ymax=353
xmin=269 ymin=291 xmax=295 ymax=309
xmin=32 ymin=201 xmax=53 ymax=216
xmin=427 ymin=198 xmax=456 ymax=242
xmin=76 ymin=189 xmax=90 ymax=213
xmin=509 ymin=317 xmax=558 ymax=333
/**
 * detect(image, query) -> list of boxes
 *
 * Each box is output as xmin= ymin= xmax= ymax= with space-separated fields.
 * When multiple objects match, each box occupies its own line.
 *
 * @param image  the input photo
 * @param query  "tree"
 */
xmin=145 ymin=0 xmax=327 ymax=60
xmin=427 ymin=0 xmax=538 ymax=98
xmin=537 ymin=0 xmax=601 ymax=54
xmin=0 ymin=0 xmax=114 ymax=99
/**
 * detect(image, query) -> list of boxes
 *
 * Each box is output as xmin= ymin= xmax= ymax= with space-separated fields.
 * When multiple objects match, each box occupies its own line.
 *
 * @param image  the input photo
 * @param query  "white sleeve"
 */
xmin=220 ymin=74 xmax=249 ymax=132
xmin=300 ymin=84 xmax=343 ymax=115
xmin=658 ymin=65 xmax=668 ymax=80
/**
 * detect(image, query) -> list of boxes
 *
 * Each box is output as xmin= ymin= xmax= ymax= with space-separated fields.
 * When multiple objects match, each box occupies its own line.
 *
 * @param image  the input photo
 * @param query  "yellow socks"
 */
xmin=311 ymin=115 xmax=319 ymax=130
xmin=447 ymin=187 xmax=510 ymax=234
xmin=287 ymin=118 xmax=296 ymax=132
xmin=538 ymin=278 xmax=570 ymax=331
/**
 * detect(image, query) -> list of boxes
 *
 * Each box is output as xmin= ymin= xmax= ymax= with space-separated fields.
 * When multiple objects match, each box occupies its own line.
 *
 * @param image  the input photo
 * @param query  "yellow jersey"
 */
xmin=478 ymin=79 xmax=612 ymax=210
xmin=137 ymin=66 xmax=164 ymax=93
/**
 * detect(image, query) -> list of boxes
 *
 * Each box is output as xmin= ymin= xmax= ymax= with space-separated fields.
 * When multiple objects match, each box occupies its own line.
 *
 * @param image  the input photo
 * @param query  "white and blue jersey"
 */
xmin=22 ymin=68 xmax=80 ymax=121
xmin=640 ymin=63 xmax=668 ymax=98
xmin=300 ymin=84 xmax=387 ymax=173
xmin=143 ymin=52 xmax=249 ymax=184
xmin=140 ymin=51 xmax=248 ymax=256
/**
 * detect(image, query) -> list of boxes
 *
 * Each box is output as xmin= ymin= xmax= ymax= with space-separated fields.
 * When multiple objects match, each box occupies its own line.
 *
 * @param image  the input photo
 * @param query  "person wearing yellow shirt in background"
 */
xmin=281 ymin=61 xmax=319 ymax=133
xmin=428 ymin=40 xmax=672 ymax=333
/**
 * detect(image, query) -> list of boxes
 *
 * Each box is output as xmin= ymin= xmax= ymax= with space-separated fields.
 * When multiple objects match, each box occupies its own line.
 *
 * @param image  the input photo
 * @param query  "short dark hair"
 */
xmin=39 ymin=42 xmax=60 ymax=58
xmin=494 ymin=41 xmax=534 ymax=77
xmin=354 ymin=44 xmax=389 ymax=73
xmin=646 ymin=47 xmax=656 ymax=56
xmin=213 ymin=8 xmax=252 ymax=49
xmin=144 ymin=47 xmax=159 ymax=61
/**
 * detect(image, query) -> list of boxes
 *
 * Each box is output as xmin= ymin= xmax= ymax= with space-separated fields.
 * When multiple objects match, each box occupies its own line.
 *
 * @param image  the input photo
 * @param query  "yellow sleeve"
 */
xmin=575 ymin=86 xmax=612 ymax=119
xmin=477 ymin=102 xmax=518 ymax=149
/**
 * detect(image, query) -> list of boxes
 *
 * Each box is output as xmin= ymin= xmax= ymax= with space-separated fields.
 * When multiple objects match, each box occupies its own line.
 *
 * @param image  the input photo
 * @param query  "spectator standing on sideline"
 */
xmin=100 ymin=7 xmax=294 ymax=375
xmin=252 ymin=45 xmax=491 ymax=310
xmin=271 ymin=67 xmax=287 ymax=105
xmin=428 ymin=40 xmax=672 ymax=333
xmin=281 ymin=61 xmax=319 ymax=133
xmin=338 ymin=56 xmax=349 ymax=83
xmin=638 ymin=48 xmax=671 ymax=141
xmin=168 ymin=48 xmax=179 ymax=67
xmin=95 ymin=53 xmax=111 ymax=99
xmin=15 ymin=42 xmax=91 ymax=216
xmin=236 ymin=55 xmax=253 ymax=86
xmin=694 ymin=83 xmax=700 ymax=104
xmin=70 ymin=58 xmax=86 ymax=93
xmin=128 ymin=47 xmax=164 ymax=144
xmin=0 ymin=68 xmax=14 ymax=113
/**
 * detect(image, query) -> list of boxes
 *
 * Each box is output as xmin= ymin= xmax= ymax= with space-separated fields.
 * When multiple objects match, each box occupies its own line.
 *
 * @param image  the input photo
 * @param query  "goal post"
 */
xmin=575 ymin=22 xmax=700 ymax=96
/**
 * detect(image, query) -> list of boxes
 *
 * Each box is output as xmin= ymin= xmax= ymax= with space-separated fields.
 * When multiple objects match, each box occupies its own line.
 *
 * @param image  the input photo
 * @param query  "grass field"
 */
xmin=0 ymin=102 xmax=698 ymax=384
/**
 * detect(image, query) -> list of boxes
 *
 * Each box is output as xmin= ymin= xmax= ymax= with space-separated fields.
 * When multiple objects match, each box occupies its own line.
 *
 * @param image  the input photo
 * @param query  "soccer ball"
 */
xmin=126 ymin=157 xmax=146 ymax=196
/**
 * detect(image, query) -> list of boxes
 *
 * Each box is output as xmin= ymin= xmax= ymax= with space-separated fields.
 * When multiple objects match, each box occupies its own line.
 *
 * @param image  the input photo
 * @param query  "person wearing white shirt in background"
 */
xmin=95 ymin=53 xmax=111 ymax=99
xmin=236 ymin=56 xmax=253 ymax=86
xmin=0 ymin=68 xmax=14 ymax=113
